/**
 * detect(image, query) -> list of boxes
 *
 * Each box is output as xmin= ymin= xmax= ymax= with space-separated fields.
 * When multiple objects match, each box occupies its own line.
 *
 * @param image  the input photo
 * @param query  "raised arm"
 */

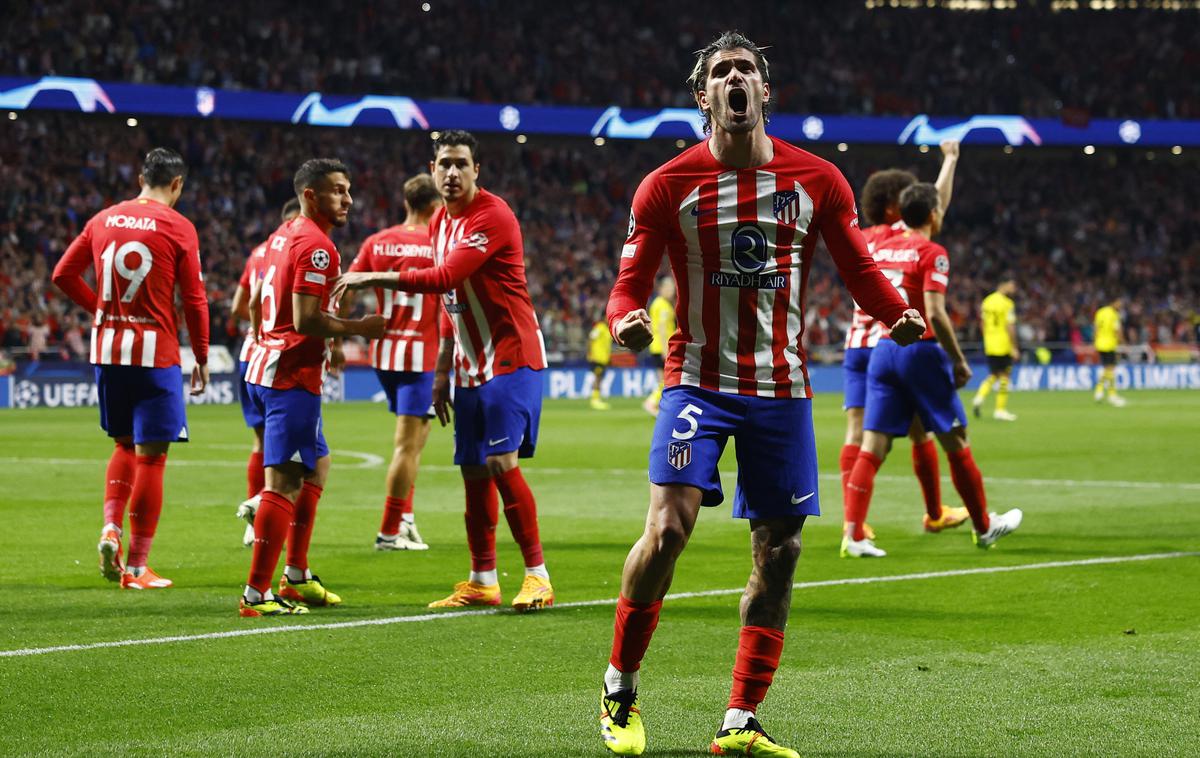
xmin=934 ymin=140 xmax=960 ymax=214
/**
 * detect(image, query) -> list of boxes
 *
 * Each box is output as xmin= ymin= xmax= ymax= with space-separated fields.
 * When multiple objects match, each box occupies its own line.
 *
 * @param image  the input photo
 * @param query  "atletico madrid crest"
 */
xmin=773 ymin=190 xmax=801 ymax=226
xmin=667 ymin=441 xmax=692 ymax=471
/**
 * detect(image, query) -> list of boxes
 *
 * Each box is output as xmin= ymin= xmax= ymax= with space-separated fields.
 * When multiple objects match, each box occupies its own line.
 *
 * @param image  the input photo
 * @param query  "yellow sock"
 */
xmin=1104 ymin=367 xmax=1117 ymax=397
xmin=996 ymin=376 xmax=1010 ymax=411
xmin=650 ymin=383 xmax=663 ymax=405
xmin=973 ymin=375 xmax=995 ymax=404
xmin=591 ymin=366 xmax=605 ymax=400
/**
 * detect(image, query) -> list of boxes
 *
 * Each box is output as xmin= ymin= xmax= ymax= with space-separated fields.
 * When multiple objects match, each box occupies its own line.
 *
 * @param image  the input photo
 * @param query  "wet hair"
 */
xmin=293 ymin=158 xmax=350 ymax=196
xmin=860 ymin=169 xmax=917 ymax=226
xmin=686 ymin=31 xmax=772 ymax=134
xmin=280 ymin=197 xmax=301 ymax=221
xmin=898 ymin=182 xmax=940 ymax=228
xmin=140 ymin=147 xmax=187 ymax=188
xmin=403 ymin=174 xmax=441 ymax=212
xmin=433 ymin=129 xmax=479 ymax=163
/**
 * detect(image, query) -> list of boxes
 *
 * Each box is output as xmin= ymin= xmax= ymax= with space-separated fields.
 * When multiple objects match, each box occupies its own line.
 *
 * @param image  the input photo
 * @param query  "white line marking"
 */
xmin=2 ymin=551 xmax=1194 ymax=659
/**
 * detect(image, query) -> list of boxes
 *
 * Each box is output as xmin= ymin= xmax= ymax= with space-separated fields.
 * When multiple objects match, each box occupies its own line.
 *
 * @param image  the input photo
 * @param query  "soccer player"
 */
xmin=597 ymin=32 xmax=925 ymax=758
xmin=51 ymin=147 xmax=210 ymax=590
xmin=343 ymin=174 xmax=442 ymax=551
xmin=1093 ymin=297 xmax=1125 ymax=406
xmin=231 ymin=197 xmax=301 ymax=546
xmin=841 ymin=142 xmax=967 ymax=543
xmin=972 ymin=278 xmax=1020 ymax=421
xmin=842 ymin=183 xmax=1023 ymax=560
xmin=333 ymin=130 xmax=553 ymax=613
xmin=238 ymin=159 xmax=385 ymax=617
xmin=641 ymin=277 xmax=676 ymax=416
xmin=588 ymin=311 xmax=613 ymax=411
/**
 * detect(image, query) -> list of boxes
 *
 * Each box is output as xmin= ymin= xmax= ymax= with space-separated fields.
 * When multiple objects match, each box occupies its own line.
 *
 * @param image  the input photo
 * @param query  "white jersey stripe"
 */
xmin=118 ymin=330 xmax=134 ymax=365
xmin=676 ymin=186 xmax=706 ymax=384
xmin=380 ymin=339 xmax=393 ymax=373
xmin=89 ymin=327 xmax=98 ymax=364
xmin=100 ymin=329 xmax=115 ymax=364
xmin=261 ymin=349 xmax=280 ymax=386
xmin=715 ymin=171 xmax=741 ymax=394
xmin=394 ymin=340 xmax=407 ymax=373
xmin=786 ymin=268 xmax=806 ymax=398
xmin=410 ymin=341 xmax=424 ymax=372
xmin=141 ymin=331 xmax=157 ymax=368
xmin=462 ymin=279 xmax=494 ymax=383
xmin=752 ymin=171 xmax=781 ymax=396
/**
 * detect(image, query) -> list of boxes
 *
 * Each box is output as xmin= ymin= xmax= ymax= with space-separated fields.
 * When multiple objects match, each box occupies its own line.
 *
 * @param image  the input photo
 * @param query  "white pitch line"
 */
xmin=1 ymin=551 xmax=1194 ymax=659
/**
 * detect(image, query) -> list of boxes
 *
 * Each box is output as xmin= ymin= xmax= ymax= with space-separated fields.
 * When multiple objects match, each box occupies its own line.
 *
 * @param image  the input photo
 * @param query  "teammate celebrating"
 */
xmin=842 ymin=183 xmax=1023 ymax=559
xmin=1093 ymin=297 xmax=1126 ymax=406
xmin=51 ymin=147 xmax=210 ymax=590
xmin=238 ymin=159 xmax=385 ymax=617
xmin=343 ymin=174 xmax=442 ymax=551
xmin=333 ymin=130 xmax=552 ymax=613
xmin=231 ymin=198 xmax=300 ymax=546
xmin=972 ymin=278 xmax=1020 ymax=421
xmin=641 ymin=277 xmax=676 ymax=416
xmin=596 ymin=32 xmax=925 ymax=758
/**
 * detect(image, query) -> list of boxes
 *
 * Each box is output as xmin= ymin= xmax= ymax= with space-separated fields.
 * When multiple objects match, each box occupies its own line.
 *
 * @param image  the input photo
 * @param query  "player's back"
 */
xmin=981 ymin=291 xmax=1014 ymax=355
xmin=351 ymin=224 xmax=438 ymax=373
xmin=238 ymin=240 xmax=271 ymax=362
xmin=1094 ymin=306 xmax=1119 ymax=351
xmin=845 ymin=221 xmax=906 ymax=349
xmin=871 ymin=229 xmax=945 ymax=342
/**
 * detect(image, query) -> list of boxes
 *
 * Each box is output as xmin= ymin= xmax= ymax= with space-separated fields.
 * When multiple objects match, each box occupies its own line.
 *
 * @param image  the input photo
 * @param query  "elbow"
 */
xmin=294 ymin=314 xmax=317 ymax=336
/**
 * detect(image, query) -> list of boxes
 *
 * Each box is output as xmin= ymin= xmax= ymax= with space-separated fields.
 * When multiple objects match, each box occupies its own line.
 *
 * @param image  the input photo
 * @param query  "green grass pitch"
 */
xmin=1 ymin=390 xmax=1198 ymax=756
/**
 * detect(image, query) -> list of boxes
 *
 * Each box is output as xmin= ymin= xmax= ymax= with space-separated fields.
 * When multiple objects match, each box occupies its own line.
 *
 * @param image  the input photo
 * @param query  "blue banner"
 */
xmin=2 ymin=75 xmax=1198 ymax=147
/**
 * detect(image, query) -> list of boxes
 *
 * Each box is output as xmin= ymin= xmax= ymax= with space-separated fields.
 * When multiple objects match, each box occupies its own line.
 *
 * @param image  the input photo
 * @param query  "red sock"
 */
xmin=464 ymin=478 xmax=498 ymax=572
xmin=402 ymin=487 xmax=414 ymax=516
xmin=127 ymin=454 xmax=167 ymax=567
xmin=946 ymin=448 xmax=990 ymax=533
xmin=246 ymin=450 xmax=264 ymax=499
xmin=380 ymin=494 xmax=410 ymax=536
xmin=911 ymin=439 xmax=943 ymax=521
xmin=844 ymin=450 xmax=882 ymax=541
xmin=727 ymin=626 xmax=786 ymax=712
xmin=838 ymin=443 xmax=860 ymax=508
xmin=609 ymin=596 xmax=663 ymax=673
xmin=494 ymin=467 xmax=544 ymax=567
xmin=248 ymin=490 xmax=294 ymax=594
xmin=285 ymin=481 xmax=322 ymax=572
xmin=102 ymin=442 xmax=136 ymax=527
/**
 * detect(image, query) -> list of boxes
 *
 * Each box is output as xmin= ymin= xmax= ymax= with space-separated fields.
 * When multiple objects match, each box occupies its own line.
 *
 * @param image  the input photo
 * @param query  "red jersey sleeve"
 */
xmin=606 ymin=172 xmax=670 ymax=339
xmin=175 ymin=222 xmax=210 ymax=365
xmin=396 ymin=206 xmax=507 ymax=293
xmin=922 ymin=242 xmax=950 ymax=294
xmin=292 ymin=239 xmax=338 ymax=298
xmin=51 ymin=218 xmax=98 ymax=311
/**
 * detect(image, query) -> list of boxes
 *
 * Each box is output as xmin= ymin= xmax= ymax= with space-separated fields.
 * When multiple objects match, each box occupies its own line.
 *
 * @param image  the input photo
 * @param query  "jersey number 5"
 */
xmin=99 ymin=241 xmax=153 ymax=303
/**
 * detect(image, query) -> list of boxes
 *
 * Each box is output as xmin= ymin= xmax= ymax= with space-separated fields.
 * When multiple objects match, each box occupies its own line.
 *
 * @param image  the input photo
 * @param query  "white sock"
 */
xmin=469 ymin=569 xmax=498 ymax=586
xmin=524 ymin=563 xmax=550 ymax=580
xmin=284 ymin=565 xmax=311 ymax=583
xmin=103 ymin=522 xmax=122 ymax=534
xmin=604 ymin=663 xmax=638 ymax=695
xmin=243 ymin=585 xmax=267 ymax=603
xmin=378 ymin=532 xmax=398 ymax=540
xmin=401 ymin=513 xmax=415 ymax=525
xmin=722 ymin=708 xmax=755 ymax=731
xmin=127 ymin=566 xmax=145 ymax=577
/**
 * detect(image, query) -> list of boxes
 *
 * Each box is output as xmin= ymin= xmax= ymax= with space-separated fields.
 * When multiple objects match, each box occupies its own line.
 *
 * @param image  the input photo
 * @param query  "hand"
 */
xmin=940 ymin=139 xmax=960 ymax=160
xmin=614 ymin=309 xmax=653 ymax=352
xmin=432 ymin=371 xmax=453 ymax=427
xmin=358 ymin=314 xmax=386 ymax=340
xmin=328 ymin=343 xmax=346 ymax=375
xmin=331 ymin=272 xmax=376 ymax=303
xmin=190 ymin=364 xmax=210 ymax=396
xmin=953 ymin=358 xmax=972 ymax=388
xmin=1011 ymin=348 xmax=1021 ymax=361
xmin=888 ymin=309 xmax=926 ymax=346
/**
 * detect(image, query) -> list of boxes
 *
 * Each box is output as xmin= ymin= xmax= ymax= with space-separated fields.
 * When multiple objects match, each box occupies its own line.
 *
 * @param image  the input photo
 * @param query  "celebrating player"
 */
xmin=641 ymin=277 xmax=676 ymax=416
xmin=238 ymin=159 xmax=385 ymax=617
xmin=971 ymin=278 xmax=1020 ymax=421
xmin=231 ymin=197 xmax=301 ymax=546
xmin=51 ymin=147 xmax=210 ymax=590
xmin=343 ymin=174 xmax=442 ymax=551
xmin=1093 ymin=297 xmax=1126 ymax=406
xmin=841 ymin=143 xmax=968 ymax=545
xmin=842 ymin=183 xmax=1023 ymax=559
xmin=333 ymin=130 xmax=552 ymax=613
xmin=596 ymin=32 xmax=925 ymax=758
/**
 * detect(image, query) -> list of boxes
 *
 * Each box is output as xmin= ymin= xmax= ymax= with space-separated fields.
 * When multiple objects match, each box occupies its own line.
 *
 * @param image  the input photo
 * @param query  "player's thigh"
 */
xmin=648 ymin=386 xmax=739 ymax=507
xmin=733 ymin=398 xmax=821 ymax=520
xmin=259 ymin=386 xmax=327 ymax=472
xmin=94 ymin=365 xmax=135 ymax=439
xmin=239 ymin=362 xmax=264 ymax=429
xmin=131 ymin=366 xmax=188 ymax=445
xmin=842 ymin=347 xmax=871 ymax=411
xmin=905 ymin=345 xmax=968 ymax=435
xmin=863 ymin=343 xmax=915 ymax=437
xmin=451 ymin=383 xmax=486 ymax=467
xmin=479 ymin=367 xmax=542 ymax=460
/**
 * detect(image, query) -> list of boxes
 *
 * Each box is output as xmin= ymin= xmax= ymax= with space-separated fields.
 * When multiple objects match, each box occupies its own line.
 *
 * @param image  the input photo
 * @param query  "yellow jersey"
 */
xmin=647 ymin=295 xmax=676 ymax=356
xmin=981 ymin=291 xmax=1016 ymax=356
xmin=1094 ymin=306 xmax=1120 ymax=352
xmin=588 ymin=321 xmax=612 ymax=365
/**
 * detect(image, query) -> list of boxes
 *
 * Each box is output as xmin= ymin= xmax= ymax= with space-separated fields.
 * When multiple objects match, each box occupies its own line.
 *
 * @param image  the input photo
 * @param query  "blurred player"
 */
xmin=842 ymin=183 xmax=1023 ymax=559
xmin=343 ymin=174 xmax=442 ymax=551
xmin=588 ymin=311 xmax=613 ymax=410
xmin=238 ymin=159 xmax=385 ymax=617
xmin=841 ymin=143 xmax=966 ymax=541
xmin=1093 ymin=297 xmax=1126 ymax=406
xmin=51 ymin=147 xmax=209 ymax=589
xmin=230 ymin=197 xmax=300 ymax=546
xmin=641 ymin=277 xmax=676 ymax=416
xmin=597 ymin=32 xmax=925 ymax=758
xmin=971 ymin=278 xmax=1020 ymax=421
xmin=334 ymin=130 xmax=552 ymax=613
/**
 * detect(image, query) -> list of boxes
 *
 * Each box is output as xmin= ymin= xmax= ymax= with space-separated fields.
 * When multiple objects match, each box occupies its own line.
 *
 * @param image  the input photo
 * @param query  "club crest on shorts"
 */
xmin=773 ymin=190 xmax=801 ymax=226
xmin=667 ymin=440 xmax=692 ymax=471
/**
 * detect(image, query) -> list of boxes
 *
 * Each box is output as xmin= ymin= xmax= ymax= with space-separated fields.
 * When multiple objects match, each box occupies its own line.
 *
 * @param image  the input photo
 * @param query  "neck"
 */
xmin=707 ymin=126 xmax=772 ymax=169
xmin=403 ymin=211 xmax=435 ymax=227
xmin=137 ymin=187 xmax=174 ymax=207
xmin=302 ymin=209 xmax=334 ymax=235
xmin=445 ymin=186 xmax=478 ymax=218
xmin=913 ymin=224 xmax=934 ymax=239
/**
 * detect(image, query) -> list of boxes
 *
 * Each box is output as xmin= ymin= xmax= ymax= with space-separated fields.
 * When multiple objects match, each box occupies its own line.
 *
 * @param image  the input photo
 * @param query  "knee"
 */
xmin=646 ymin=520 xmax=690 ymax=558
xmin=772 ymin=534 xmax=803 ymax=566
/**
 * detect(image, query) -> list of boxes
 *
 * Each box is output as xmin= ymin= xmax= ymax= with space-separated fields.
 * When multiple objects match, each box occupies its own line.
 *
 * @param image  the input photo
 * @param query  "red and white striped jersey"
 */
xmin=873 ymin=228 xmax=948 ymax=343
xmin=243 ymin=215 xmax=341 ymax=395
xmin=607 ymin=137 xmax=909 ymax=399
xmin=52 ymin=197 xmax=209 ymax=368
xmin=843 ymin=221 xmax=907 ymax=349
xmin=348 ymin=224 xmax=439 ymax=373
xmin=237 ymin=240 xmax=270 ymax=362
xmin=393 ymin=188 xmax=546 ymax=388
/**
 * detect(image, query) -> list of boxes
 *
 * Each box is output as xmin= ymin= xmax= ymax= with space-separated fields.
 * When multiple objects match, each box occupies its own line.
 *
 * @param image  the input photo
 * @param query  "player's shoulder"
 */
xmin=290 ymin=216 xmax=336 ymax=250
xmin=472 ymin=188 xmax=517 ymax=222
xmin=770 ymin=137 xmax=846 ymax=182
xmin=919 ymin=238 xmax=949 ymax=258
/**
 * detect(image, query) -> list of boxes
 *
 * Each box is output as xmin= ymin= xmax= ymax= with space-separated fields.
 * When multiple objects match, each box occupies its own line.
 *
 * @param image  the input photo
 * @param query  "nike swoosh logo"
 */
xmin=791 ymin=492 xmax=816 ymax=505
xmin=488 ymin=437 xmax=509 ymax=446
xmin=690 ymin=206 xmax=716 ymax=216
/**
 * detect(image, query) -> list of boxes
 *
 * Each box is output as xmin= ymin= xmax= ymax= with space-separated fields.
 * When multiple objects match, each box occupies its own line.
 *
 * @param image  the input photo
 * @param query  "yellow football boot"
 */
xmin=427 ymin=580 xmax=501 ymax=608
xmin=512 ymin=574 xmax=554 ymax=613
xmin=923 ymin=505 xmax=970 ymax=533
xmin=278 ymin=574 xmax=342 ymax=607
xmin=710 ymin=717 xmax=799 ymax=757
xmin=239 ymin=596 xmax=308 ymax=617
xmin=600 ymin=688 xmax=645 ymax=756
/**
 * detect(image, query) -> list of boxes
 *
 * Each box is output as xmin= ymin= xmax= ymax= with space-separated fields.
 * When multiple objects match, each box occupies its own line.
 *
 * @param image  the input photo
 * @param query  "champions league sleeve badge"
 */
xmin=667 ymin=440 xmax=693 ymax=471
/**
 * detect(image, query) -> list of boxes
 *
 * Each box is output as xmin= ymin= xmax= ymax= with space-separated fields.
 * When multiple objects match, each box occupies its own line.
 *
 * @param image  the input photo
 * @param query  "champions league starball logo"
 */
xmin=13 ymin=380 xmax=40 ymax=409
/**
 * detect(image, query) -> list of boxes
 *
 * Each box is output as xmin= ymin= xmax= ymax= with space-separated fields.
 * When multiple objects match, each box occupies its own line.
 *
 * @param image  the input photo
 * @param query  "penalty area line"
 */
xmin=1 ymin=551 xmax=1195 ymax=659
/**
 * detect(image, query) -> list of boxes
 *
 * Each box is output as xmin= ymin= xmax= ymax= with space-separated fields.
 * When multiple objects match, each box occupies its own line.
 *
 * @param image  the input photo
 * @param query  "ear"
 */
xmin=695 ymin=87 xmax=709 ymax=117
xmin=428 ymin=160 xmax=436 ymax=174
xmin=137 ymin=174 xmax=146 ymax=190
xmin=171 ymin=175 xmax=184 ymax=194
xmin=762 ymin=81 xmax=771 ymax=108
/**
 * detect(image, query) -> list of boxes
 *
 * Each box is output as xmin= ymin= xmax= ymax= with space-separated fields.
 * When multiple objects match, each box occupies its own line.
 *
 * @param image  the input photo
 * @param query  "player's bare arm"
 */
xmin=935 ymin=140 xmax=960 ymax=212
xmin=231 ymin=283 xmax=250 ymax=322
xmin=924 ymin=289 xmax=971 ymax=387
xmin=248 ymin=278 xmax=263 ymax=342
xmin=431 ymin=336 xmax=455 ymax=427
xmin=292 ymin=292 xmax=385 ymax=340
xmin=190 ymin=364 xmax=209 ymax=396
xmin=1009 ymin=320 xmax=1020 ymax=360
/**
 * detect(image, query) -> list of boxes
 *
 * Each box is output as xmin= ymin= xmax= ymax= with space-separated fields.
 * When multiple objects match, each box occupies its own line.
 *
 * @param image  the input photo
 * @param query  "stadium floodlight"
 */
xmin=0 ymin=76 xmax=115 ymax=113
xmin=897 ymin=114 xmax=1042 ymax=146
xmin=590 ymin=106 xmax=706 ymax=140
xmin=291 ymin=93 xmax=430 ymax=129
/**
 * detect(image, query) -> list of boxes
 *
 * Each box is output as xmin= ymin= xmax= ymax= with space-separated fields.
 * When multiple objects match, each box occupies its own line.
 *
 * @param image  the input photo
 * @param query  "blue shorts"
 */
xmin=864 ymin=340 xmax=967 ymax=437
xmin=842 ymin=347 xmax=872 ymax=410
xmin=238 ymin=361 xmax=264 ymax=429
xmin=95 ymin=365 xmax=188 ymax=444
xmin=246 ymin=384 xmax=329 ymax=471
xmin=453 ymin=367 xmax=542 ymax=466
xmin=648 ymin=385 xmax=820 ymax=520
xmin=376 ymin=369 xmax=435 ymax=417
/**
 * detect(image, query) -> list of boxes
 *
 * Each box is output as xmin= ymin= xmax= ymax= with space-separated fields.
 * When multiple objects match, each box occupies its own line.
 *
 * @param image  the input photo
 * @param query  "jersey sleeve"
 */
xmin=396 ymin=206 xmax=510 ymax=293
xmin=238 ymin=253 xmax=255 ymax=289
xmin=606 ymin=172 xmax=670 ymax=339
xmin=176 ymin=221 xmax=210 ymax=365
xmin=51 ymin=218 xmax=98 ymax=311
xmin=292 ymin=236 xmax=337 ymax=297
xmin=922 ymin=243 xmax=950 ymax=294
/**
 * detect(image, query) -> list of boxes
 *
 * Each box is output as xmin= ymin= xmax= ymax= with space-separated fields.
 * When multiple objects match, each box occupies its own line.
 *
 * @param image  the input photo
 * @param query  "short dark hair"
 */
xmin=293 ymin=158 xmax=350 ymax=196
xmin=898 ymin=182 xmax=940 ymax=228
xmin=686 ymin=31 xmax=772 ymax=134
xmin=141 ymin=147 xmax=187 ymax=188
xmin=403 ymin=174 xmax=440 ymax=212
xmin=280 ymin=197 xmax=301 ymax=221
xmin=860 ymin=169 xmax=917 ymax=226
xmin=433 ymin=130 xmax=479 ymax=163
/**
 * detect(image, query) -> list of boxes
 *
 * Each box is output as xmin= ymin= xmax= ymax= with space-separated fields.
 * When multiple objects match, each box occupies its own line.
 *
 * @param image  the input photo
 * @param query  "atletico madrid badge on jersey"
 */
xmin=667 ymin=441 xmax=692 ymax=471
xmin=773 ymin=190 xmax=801 ymax=226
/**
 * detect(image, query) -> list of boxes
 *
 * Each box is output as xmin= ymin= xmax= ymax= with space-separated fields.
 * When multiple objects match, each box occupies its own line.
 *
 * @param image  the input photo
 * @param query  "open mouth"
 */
xmin=728 ymin=88 xmax=748 ymax=117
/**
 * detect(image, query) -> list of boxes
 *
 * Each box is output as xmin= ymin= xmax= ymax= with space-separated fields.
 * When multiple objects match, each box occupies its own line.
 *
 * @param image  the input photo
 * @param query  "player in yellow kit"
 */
xmin=588 ymin=316 xmax=613 ymax=411
xmin=1093 ymin=297 xmax=1126 ymax=406
xmin=641 ymin=277 xmax=676 ymax=416
xmin=972 ymin=279 xmax=1020 ymax=421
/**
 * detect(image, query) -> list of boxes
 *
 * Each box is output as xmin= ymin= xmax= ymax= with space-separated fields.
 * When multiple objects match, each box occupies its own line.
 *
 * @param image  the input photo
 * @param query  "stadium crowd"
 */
xmin=1 ymin=113 xmax=1198 ymax=367
xmin=2 ymin=1 xmax=1198 ymax=120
